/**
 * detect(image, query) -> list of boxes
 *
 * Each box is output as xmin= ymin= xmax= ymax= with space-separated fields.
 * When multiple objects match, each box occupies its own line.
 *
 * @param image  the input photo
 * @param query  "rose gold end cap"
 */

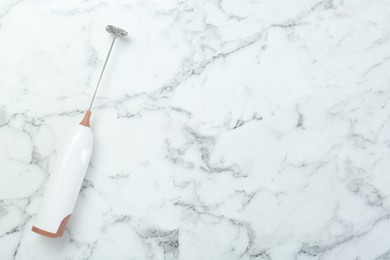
xmin=32 ymin=215 xmax=72 ymax=238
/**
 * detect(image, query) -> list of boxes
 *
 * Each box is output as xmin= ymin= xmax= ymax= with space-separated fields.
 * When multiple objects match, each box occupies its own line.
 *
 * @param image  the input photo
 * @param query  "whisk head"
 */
xmin=106 ymin=25 xmax=128 ymax=37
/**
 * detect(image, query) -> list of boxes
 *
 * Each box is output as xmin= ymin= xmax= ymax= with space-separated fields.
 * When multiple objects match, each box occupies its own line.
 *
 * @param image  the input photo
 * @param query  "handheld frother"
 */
xmin=32 ymin=25 xmax=128 ymax=238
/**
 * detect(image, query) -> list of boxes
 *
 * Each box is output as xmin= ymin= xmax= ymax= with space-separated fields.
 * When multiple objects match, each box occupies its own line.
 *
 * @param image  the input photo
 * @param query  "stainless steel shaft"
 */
xmin=88 ymin=25 xmax=128 ymax=111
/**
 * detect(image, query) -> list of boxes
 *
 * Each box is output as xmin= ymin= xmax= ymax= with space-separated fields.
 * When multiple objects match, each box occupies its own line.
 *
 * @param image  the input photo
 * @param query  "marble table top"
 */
xmin=1 ymin=0 xmax=390 ymax=259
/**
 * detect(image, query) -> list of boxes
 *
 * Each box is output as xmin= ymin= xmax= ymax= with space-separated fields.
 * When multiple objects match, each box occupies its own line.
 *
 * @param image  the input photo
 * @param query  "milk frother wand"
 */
xmin=32 ymin=25 xmax=128 ymax=238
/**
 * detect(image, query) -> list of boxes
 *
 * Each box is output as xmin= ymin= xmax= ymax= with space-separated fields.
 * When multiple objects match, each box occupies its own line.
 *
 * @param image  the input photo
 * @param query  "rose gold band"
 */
xmin=80 ymin=110 xmax=92 ymax=127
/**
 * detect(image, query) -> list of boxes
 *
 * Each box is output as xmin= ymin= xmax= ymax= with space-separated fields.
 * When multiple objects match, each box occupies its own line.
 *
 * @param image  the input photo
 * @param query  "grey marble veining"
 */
xmin=0 ymin=0 xmax=390 ymax=259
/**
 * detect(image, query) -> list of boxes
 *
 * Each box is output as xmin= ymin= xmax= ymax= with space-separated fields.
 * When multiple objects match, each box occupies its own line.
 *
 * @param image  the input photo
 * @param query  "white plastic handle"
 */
xmin=32 ymin=124 xmax=93 ymax=238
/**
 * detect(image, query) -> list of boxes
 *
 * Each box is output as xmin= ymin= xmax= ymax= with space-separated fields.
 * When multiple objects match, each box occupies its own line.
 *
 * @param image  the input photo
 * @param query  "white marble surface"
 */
xmin=1 ymin=0 xmax=390 ymax=259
